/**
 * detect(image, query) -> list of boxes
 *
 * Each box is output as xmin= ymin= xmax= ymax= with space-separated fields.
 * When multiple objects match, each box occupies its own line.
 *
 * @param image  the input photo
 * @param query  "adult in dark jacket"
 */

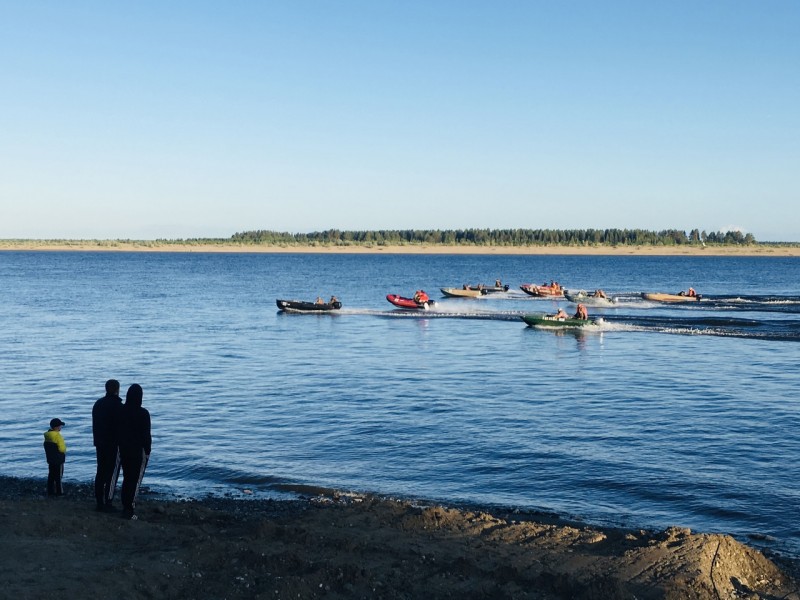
xmin=92 ymin=379 xmax=122 ymax=511
xmin=118 ymin=383 xmax=151 ymax=520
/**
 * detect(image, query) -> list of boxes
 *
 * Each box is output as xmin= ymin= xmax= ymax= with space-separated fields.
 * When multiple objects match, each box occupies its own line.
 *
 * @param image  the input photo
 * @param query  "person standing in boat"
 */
xmin=118 ymin=383 xmax=151 ymax=520
xmin=93 ymin=379 xmax=122 ymax=512
xmin=574 ymin=304 xmax=589 ymax=320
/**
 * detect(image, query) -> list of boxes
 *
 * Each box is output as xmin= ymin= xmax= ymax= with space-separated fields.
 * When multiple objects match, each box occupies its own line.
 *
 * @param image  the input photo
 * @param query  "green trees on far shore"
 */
xmin=228 ymin=228 xmax=757 ymax=247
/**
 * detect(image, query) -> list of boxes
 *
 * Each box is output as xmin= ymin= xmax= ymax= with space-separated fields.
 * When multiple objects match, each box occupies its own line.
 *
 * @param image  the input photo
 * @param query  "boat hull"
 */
xmin=642 ymin=292 xmax=701 ymax=303
xmin=521 ymin=314 xmax=597 ymax=328
xmin=465 ymin=284 xmax=509 ymax=293
xmin=520 ymin=284 xmax=564 ymax=297
xmin=564 ymin=291 xmax=616 ymax=306
xmin=386 ymin=294 xmax=434 ymax=310
xmin=440 ymin=287 xmax=485 ymax=298
xmin=276 ymin=299 xmax=342 ymax=312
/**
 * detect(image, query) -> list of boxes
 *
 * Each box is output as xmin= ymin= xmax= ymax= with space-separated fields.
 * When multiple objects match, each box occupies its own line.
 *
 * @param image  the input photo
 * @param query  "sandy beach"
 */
xmin=2 ymin=476 xmax=798 ymax=599
xmin=1 ymin=240 xmax=800 ymax=256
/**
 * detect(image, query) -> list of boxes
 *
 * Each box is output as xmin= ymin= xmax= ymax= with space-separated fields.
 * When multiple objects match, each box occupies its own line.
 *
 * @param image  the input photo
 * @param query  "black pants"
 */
xmin=47 ymin=462 xmax=63 ymax=495
xmin=95 ymin=445 xmax=119 ymax=507
xmin=120 ymin=449 xmax=148 ymax=513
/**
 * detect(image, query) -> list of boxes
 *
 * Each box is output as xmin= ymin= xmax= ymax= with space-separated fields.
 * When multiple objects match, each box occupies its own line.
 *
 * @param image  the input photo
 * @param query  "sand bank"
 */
xmin=2 ymin=240 xmax=800 ymax=256
xmin=1 ymin=476 xmax=798 ymax=599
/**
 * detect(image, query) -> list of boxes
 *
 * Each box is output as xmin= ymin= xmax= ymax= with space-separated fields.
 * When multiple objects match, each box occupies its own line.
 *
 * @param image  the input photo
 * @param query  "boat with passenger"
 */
xmin=564 ymin=289 xmax=617 ymax=306
xmin=276 ymin=297 xmax=342 ymax=313
xmin=386 ymin=290 xmax=435 ymax=310
xmin=642 ymin=289 xmax=702 ymax=303
xmin=440 ymin=287 xmax=486 ymax=298
xmin=520 ymin=282 xmax=565 ymax=297
xmin=521 ymin=312 xmax=601 ymax=328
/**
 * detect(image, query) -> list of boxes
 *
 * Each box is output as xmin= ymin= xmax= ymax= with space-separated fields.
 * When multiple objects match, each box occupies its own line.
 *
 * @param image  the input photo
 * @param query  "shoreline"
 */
xmin=2 ymin=241 xmax=800 ymax=256
xmin=2 ymin=475 xmax=798 ymax=599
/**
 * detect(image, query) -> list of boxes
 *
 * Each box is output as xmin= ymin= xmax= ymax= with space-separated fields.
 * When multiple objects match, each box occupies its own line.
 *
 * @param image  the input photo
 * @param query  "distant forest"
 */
xmin=227 ymin=228 xmax=757 ymax=247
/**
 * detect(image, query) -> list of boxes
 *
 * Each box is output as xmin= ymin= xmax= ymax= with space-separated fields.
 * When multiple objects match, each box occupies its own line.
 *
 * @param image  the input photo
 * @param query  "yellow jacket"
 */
xmin=43 ymin=429 xmax=67 ymax=454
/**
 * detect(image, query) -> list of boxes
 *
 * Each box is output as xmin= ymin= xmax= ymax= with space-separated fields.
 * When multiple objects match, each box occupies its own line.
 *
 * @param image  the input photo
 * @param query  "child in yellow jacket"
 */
xmin=43 ymin=418 xmax=67 ymax=496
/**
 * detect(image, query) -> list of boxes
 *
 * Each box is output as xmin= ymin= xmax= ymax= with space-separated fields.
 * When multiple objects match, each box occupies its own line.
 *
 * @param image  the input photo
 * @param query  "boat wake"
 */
xmin=292 ymin=300 xmax=800 ymax=341
xmin=600 ymin=315 xmax=800 ymax=341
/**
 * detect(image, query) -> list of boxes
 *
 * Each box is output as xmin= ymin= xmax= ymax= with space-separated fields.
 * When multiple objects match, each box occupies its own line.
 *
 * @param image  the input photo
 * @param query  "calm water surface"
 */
xmin=1 ymin=251 xmax=798 ymax=555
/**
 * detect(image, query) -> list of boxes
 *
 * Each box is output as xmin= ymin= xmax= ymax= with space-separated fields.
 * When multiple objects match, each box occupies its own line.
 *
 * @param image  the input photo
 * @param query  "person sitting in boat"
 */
xmin=687 ymin=287 xmax=697 ymax=297
xmin=495 ymin=279 xmax=502 ymax=287
xmin=574 ymin=303 xmax=589 ymax=320
xmin=315 ymin=296 xmax=324 ymax=304
xmin=329 ymin=295 xmax=338 ymax=305
xmin=594 ymin=289 xmax=607 ymax=298
xmin=413 ymin=290 xmax=429 ymax=304
xmin=553 ymin=308 xmax=570 ymax=320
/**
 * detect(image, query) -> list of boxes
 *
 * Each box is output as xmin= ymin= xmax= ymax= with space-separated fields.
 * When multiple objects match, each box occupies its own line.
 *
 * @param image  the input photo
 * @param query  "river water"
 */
xmin=1 ymin=251 xmax=798 ymax=555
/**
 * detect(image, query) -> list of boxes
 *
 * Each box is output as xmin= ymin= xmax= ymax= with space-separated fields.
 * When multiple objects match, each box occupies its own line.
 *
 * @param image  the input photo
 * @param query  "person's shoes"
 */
xmin=122 ymin=508 xmax=136 ymax=520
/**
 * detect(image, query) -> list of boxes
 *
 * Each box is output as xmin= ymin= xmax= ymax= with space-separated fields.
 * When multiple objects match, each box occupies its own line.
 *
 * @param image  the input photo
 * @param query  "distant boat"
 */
xmin=564 ymin=290 xmax=617 ymax=306
xmin=276 ymin=299 xmax=342 ymax=313
xmin=464 ymin=283 xmax=510 ymax=293
xmin=386 ymin=294 xmax=434 ymax=310
xmin=440 ymin=287 xmax=486 ymax=298
xmin=521 ymin=314 xmax=601 ymax=328
xmin=520 ymin=284 xmax=564 ymax=297
xmin=642 ymin=292 xmax=702 ymax=303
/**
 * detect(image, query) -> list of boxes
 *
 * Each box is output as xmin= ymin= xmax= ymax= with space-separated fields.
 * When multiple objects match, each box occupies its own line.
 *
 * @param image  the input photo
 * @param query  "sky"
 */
xmin=1 ymin=1 xmax=798 ymax=241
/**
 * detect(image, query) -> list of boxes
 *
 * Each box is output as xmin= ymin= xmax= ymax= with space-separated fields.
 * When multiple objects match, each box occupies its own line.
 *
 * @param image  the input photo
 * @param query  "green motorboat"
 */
xmin=521 ymin=313 xmax=601 ymax=328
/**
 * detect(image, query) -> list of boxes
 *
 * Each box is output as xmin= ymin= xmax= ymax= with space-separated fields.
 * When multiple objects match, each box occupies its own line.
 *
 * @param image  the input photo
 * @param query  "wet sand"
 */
xmin=2 ymin=476 xmax=798 ymax=599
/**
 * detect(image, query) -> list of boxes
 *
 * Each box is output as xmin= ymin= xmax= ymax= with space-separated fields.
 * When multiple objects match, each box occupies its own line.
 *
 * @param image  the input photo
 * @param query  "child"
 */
xmin=43 ymin=418 xmax=67 ymax=496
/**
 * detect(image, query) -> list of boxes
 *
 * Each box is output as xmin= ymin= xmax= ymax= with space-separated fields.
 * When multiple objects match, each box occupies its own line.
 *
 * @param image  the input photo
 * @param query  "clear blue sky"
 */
xmin=1 ymin=1 xmax=798 ymax=241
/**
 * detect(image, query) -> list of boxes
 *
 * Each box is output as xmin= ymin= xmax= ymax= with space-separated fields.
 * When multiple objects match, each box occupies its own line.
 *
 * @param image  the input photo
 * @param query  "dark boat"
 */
xmin=276 ymin=299 xmax=342 ymax=313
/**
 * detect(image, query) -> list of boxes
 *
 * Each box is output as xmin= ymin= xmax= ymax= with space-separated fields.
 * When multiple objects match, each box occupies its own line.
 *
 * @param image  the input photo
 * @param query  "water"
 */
xmin=1 ymin=251 xmax=799 ymax=556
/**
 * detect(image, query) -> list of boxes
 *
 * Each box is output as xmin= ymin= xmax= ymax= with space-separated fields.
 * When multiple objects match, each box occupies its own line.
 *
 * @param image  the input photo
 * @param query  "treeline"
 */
xmin=229 ymin=228 xmax=756 ymax=246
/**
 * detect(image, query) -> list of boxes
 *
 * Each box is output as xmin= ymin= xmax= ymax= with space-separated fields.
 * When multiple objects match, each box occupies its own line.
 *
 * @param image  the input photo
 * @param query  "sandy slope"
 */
xmin=1 ymin=477 xmax=798 ymax=600
xmin=1 ymin=240 xmax=799 ymax=256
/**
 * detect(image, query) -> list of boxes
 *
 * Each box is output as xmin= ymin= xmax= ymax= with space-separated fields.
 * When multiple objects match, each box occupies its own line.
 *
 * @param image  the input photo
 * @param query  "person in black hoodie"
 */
xmin=92 ymin=379 xmax=122 ymax=511
xmin=118 ymin=383 xmax=151 ymax=520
